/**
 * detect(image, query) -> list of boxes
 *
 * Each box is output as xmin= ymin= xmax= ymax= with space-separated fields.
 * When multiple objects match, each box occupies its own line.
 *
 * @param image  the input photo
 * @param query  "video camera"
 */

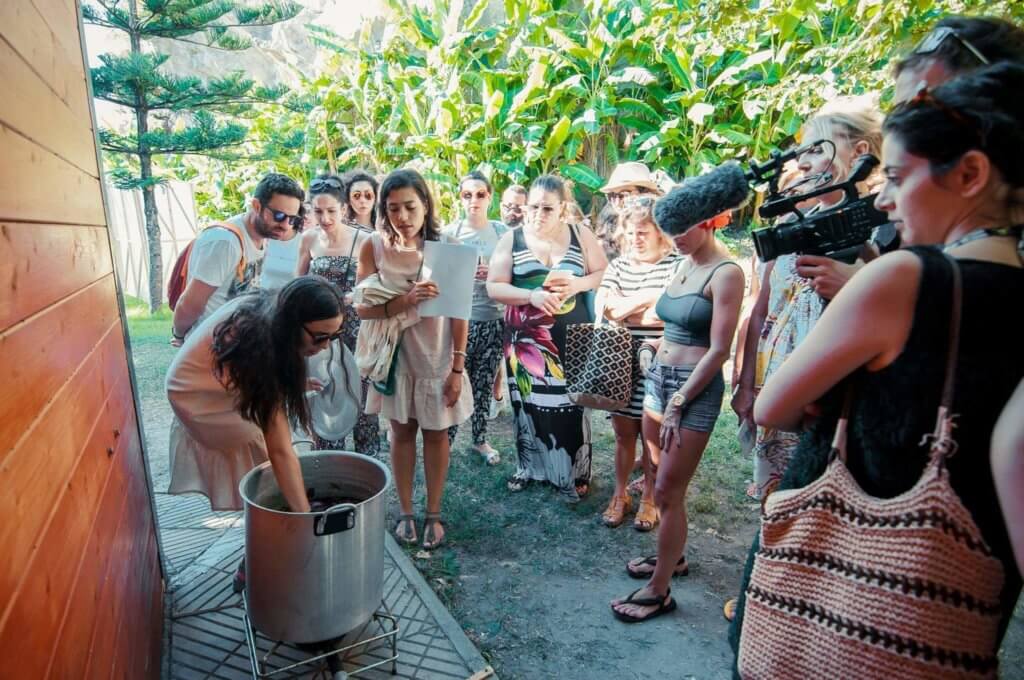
xmin=747 ymin=140 xmax=890 ymax=263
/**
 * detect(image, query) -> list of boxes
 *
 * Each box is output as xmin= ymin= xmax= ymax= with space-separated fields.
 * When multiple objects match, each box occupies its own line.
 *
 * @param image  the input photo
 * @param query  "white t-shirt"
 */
xmin=185 ymin=214 xmax=266 ymax=334
xmin=442 ymin=219 xmax=507 ymax=321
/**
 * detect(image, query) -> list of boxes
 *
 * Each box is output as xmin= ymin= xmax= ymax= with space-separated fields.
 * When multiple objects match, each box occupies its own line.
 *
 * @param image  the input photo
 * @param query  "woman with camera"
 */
xmin=733 ymin=62 xmax=1024 ymax=676
xmin=731 ymin=98 xmax=883 ymax=501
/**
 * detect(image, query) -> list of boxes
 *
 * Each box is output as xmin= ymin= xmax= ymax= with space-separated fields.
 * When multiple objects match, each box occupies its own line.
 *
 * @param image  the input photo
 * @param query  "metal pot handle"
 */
xmin=313 ymin=503 xmax=358 ymax=536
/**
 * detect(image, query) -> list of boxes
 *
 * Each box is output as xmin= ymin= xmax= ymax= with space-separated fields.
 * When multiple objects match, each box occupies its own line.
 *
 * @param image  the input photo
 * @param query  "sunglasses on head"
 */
xmin=461 ymin=190 xmax=489 ymax=200
xmin=262 ymin=205 xmax=303 ymax=228
xmin=303 ymin=324 xmax=344 ymax=344
xmin=914 ymin=26 xmax=989 ymax=66
xmin=310 ymin=177 xmax=343 ymax=193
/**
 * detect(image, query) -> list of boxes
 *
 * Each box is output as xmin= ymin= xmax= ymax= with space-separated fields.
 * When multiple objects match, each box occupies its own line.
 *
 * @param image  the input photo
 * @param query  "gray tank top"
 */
xmin=655 ymin=261 xmax=738 ymax=347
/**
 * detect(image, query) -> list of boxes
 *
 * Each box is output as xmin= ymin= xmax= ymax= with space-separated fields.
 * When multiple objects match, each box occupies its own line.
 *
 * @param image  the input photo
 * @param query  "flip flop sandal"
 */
xmin=474 ymin=446 xmax=501 ymax=466
xmin=626 ymin=554 xmax=689 ymax=579
xmin=507 ymin=475 xmax=531 ymax=492
xmin=422 ymin=512 xmax=446 ymax=550
xmin=611 ymin=587 xmax=677 ymax=624
xmin=394 ymin=514 xmax=418 ymax=546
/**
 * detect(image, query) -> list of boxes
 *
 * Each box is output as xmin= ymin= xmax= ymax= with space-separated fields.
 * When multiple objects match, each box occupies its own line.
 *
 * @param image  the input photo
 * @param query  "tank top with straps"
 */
xmin=655 ymin=261 xmax=738 ymax=347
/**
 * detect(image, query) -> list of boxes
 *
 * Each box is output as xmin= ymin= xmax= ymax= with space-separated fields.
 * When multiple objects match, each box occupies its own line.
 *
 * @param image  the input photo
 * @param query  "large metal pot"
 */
xmin=239 ymin=451 xmax=390 ymax=643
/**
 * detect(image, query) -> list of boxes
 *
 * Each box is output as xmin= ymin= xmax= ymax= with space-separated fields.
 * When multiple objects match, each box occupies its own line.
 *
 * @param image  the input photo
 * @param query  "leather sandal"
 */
xmin=633 ymin=499 xmax=659 ymax=532
xmin=611 ymin=587 xmax=677 ymax=624
xmin=602 ymin=495 xmax=633 ymax=527
xmin=422 ymin=512 xmax=446 ymax=550
xmin=395 ymin=514 xmax=417 ymax=545
xmin=626 ymin=554 xmax=689 ymax=579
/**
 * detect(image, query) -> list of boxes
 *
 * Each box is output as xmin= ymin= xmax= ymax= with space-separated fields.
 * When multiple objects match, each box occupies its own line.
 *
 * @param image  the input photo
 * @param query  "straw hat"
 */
xmin=600 ymin=162 xmax=663 ymax=195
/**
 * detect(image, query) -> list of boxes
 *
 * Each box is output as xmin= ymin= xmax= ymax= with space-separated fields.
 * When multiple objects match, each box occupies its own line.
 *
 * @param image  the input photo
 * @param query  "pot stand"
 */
xmin=241 ymin=593 xmax=398 ymax=679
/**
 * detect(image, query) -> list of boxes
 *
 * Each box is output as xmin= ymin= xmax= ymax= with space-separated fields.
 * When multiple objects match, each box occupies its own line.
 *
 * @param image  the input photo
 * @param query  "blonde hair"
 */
xmin=801 ymin=96 xmax=883 ymax=189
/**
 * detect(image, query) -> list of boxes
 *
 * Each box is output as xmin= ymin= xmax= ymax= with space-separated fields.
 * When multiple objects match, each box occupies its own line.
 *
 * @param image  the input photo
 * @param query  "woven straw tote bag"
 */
xmin=738 ymin=256 xmax=1005 ymax=679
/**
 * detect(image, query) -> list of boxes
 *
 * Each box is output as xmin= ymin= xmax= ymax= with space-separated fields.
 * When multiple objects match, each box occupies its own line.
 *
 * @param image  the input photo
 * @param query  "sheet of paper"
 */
xmin=418 ymin=240 xmax=477 ymax=319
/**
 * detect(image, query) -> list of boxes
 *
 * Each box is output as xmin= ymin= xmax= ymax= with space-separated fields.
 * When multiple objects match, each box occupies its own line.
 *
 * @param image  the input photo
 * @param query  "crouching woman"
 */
xmin=166 ymin=275 xmax=348 ymax=514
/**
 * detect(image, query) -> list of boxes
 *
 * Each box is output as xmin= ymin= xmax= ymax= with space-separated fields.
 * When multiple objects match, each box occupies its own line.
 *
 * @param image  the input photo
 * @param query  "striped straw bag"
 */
xmin=738 ymin=256 xmax=1005 ymax=679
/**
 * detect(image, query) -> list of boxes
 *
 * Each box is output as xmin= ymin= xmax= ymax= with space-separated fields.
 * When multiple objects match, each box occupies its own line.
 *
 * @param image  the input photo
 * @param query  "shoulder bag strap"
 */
xmin=923 ymin=254 xmax=963 ymax=463
xmin=569 ymin=224 xmax=588 ymax=275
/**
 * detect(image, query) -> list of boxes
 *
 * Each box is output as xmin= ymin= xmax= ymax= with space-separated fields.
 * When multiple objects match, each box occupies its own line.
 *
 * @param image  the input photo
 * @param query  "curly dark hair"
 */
xmin=254 ymin=172 xmax=305 ymax=205
xmin=343 ymin=170 xmax=379 ymax=226
xmin=211 ymin=276 xmax=344 ymax=432
xmin=378 ymin=168 xmax=442 ymax=244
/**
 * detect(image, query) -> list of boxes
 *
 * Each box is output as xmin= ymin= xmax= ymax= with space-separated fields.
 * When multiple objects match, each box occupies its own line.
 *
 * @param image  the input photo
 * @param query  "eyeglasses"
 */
xmin=461 ymin=190 xmax=489 ymax=200
xmin=608 ymin=187 xmax=654 ymax=202
xmin=304 ymin=324 xmax=345 ymax=344
xmin=310 ymin=177 xmax=343 ymax=193
xmin=262 ymin=205 xmax=303 ymax=228
xmin=501 ymin=202 xmax=524 ymax=212
xmin=914 ymin=26 xmax=989 ymax=66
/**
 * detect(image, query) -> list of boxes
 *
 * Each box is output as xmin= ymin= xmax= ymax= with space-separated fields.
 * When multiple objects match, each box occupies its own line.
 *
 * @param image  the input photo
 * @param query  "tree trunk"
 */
xmin=129 ymin=1 xmax=162 ymax=312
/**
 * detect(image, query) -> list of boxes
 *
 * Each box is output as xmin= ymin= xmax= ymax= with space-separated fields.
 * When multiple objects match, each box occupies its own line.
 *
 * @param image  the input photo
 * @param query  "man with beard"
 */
xmin=172 ymin=172 xmax=305 ymax=342
xmin=499 ymin=184 xmax=527 ymax=228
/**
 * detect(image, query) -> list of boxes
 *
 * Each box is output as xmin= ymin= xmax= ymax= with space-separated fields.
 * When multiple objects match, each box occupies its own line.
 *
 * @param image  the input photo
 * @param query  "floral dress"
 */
xmin=504 ymin=227 xmax=593 ymax=500
xmin=749 ymin=253 xmax=824 ymax=498
xmin=309 ymin=241 xmax=381 ymax=456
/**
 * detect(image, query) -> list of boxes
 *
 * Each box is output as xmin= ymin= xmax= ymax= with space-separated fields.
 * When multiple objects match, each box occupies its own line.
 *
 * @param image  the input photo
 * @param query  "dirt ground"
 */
xmin=127 ymin=307 xmax=1023 ymax=680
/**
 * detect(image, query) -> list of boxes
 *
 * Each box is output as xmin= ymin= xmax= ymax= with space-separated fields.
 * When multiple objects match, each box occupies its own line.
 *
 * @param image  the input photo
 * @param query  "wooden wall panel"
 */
xmin=0 ymin=125 xmax=106 ymax=225
xmin=0 ymin=36 xmax=99 ymax=175
xmin=0 ymin=223 xmax=114 ymax=330
xmin=0 ymin=1 xmax=164 ymax=678
xmin=0 ymin=4 xmax=90 ymax=122
xmin=0 ymin=275 xmax=119 ymax=457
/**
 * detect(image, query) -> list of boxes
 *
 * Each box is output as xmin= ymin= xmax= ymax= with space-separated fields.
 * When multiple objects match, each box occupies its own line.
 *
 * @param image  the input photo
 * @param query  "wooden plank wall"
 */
xmin=0 ymin=0 xmax=164 ymax=677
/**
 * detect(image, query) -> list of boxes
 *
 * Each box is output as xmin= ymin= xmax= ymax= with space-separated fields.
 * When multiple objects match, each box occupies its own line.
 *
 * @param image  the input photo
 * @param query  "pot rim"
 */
xmin=239 ymin=450 xmax=391 ymax=516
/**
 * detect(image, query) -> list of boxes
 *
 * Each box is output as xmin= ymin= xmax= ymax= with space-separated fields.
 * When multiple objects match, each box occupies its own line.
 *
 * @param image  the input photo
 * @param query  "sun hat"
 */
xmin=600 ymin=162 xmax=663 ymax=195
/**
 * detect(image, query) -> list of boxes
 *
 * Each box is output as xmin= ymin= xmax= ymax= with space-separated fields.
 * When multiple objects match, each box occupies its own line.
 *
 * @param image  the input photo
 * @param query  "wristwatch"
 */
xmin=670 ymin=393 xmax=687 ymax=408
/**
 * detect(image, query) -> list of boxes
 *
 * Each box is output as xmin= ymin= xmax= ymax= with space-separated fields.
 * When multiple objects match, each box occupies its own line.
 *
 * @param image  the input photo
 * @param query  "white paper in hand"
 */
xmin=419 ymin=240 xmax=477 ymax=319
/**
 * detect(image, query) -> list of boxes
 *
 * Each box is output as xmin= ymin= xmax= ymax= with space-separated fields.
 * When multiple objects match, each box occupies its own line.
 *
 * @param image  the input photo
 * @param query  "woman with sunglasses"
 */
xmin=166 ymin=275 xmax=347 ymax=515
xmin=343 ymin=169 xmax=379 ymax=230
xmin=296 ymin=173 xmax=380 ymax=455
xmin=730 ymin=61 xmax=1024 ymax=675
xmin=442 ymin=171 xmax=509 ymax=465
xmin=355 ymin=169 xmax=472 ymax=549
xmin=487 ymin=175 xmax=608 ymax=500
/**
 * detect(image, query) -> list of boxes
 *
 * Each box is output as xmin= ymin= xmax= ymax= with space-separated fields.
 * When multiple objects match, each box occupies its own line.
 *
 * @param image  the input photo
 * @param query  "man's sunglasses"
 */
xmin=304 ymin=324 xmax=344 ymax=344
xmin=501 ymin=202 xmax=524 ymax=212
xmin=262 ymin=205 xmax=303 ymax=228
xmin=608 ymin=188 xmax=654 ymax=202
xmin=310 ymin=177 xmax=344 ymax=193
xmin=914 ymin=26 xmax=989 ymax=66
xmin=461 ymin=190 xmax=490 ymax=200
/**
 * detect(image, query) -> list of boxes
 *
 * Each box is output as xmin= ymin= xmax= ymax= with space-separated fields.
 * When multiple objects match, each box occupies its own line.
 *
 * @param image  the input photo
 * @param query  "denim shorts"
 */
xmin=642 ymin=362 xmax=725 ymax=433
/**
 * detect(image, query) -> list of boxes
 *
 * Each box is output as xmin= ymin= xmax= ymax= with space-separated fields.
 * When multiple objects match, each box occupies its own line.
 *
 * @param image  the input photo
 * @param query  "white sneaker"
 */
xmin=488 ymin=396 xmax=507 ymax=420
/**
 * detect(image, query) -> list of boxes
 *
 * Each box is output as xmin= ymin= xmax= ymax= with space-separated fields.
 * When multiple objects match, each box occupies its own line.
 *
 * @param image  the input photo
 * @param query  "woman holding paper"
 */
xmin=354 ymin=168 xmax=472 ymax=550
xmin=487 ymin=175 xmax=608 ymax=501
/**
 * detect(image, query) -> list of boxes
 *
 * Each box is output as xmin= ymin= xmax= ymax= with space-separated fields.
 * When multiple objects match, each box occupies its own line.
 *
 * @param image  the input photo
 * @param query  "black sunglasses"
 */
xmin=914 ymin=26 xmax=989 ymax=66
xmin=262 ymin=205 xmax=303 ymax=228
xmin=310 ymin=177 xmax=344 ymax=193
xmin=303 ymin=324 xmax=344 ymax=344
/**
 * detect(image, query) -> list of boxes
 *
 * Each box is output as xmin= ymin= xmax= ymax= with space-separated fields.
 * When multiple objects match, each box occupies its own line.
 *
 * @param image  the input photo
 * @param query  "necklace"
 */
xmin=943 ymin=226 xmax=1020 ymax=251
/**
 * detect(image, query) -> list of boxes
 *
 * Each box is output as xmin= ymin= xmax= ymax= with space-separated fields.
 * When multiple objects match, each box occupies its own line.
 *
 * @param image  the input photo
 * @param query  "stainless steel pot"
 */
xmin=239 ymin=451 xmax=390 ymax=643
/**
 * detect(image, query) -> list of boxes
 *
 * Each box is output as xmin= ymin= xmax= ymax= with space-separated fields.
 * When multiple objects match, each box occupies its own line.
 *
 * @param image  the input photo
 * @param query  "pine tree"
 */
xmin=82 ymin=0 xmax=301 ymax=311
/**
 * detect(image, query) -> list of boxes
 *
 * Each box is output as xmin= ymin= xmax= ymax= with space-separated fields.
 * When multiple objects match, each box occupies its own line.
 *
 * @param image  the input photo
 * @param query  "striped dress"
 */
xmin=598 ymin=252 xmax=681 ymax=418
xmin=504 ymin=227 xmax=593 ymax=500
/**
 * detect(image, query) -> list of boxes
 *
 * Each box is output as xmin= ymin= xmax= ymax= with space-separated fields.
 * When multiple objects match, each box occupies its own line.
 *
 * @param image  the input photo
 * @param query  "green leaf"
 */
xmin=560 ymin=163 xmax=604 ymax=190
xmin=616 ymin=97 xmax=660 ymax=121
xmin=686 ymin=102 xmax=715 ymax=126
xmin=542 ymin=115 xmax=572 ymax=161
xmin=463 ymin=0 xmax=489 ymax=31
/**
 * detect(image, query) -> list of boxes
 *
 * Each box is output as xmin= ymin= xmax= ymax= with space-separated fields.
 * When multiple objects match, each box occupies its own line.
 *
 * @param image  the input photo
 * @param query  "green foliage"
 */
xmin=309 ymin=0 xmax=1018 ymax=223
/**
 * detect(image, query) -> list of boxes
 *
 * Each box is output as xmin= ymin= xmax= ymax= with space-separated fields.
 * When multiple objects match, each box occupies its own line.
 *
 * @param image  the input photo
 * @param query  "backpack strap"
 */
xmin=205 ymin=221 xmax=247 ymax=282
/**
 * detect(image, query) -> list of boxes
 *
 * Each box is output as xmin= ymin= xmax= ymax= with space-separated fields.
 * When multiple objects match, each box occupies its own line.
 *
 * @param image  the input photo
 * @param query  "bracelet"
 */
xmin=453 ymin=350 xmax=468 ymax=358
xmin=451 ymin=368 xmax=464 ymax=374
xmin=172 ymin=328 xmax=185 ymax=341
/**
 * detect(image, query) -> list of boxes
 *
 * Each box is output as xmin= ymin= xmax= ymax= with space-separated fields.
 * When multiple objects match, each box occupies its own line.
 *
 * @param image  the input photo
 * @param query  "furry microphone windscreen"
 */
xmin=653 ymin=162 xmax=750 ymax=235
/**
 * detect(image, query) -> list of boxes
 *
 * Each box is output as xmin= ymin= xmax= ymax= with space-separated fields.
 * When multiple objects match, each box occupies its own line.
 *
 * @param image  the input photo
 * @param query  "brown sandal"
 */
xmin=422 ymin=512 xmax=446 ymax=550
xmin=601 ymin=495 xmax=633 ymax=527
xmin=633 ymin=499 xmax=659 ymax=532
xmin=395 ymin=514 xmax=417 ymax=545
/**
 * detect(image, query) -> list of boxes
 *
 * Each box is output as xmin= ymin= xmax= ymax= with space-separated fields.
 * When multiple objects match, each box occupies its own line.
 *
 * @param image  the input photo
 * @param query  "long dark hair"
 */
xmin=378 ymin=168 xmax=442 ymax=244
xmin=343 ymin=170 xmax=379 ymax=226
xmin=211 ymin=276 xmax=344 ymax=431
